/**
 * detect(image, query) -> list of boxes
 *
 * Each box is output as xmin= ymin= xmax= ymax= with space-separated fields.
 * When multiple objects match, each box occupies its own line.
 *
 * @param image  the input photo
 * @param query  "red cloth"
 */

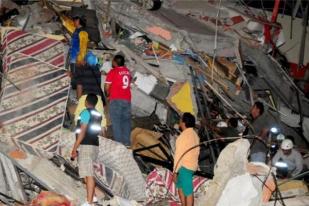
xmin=105 ymin=66 xmax=132 ymax=102
xmin=146 ymin=168 xmax=208 ymax=205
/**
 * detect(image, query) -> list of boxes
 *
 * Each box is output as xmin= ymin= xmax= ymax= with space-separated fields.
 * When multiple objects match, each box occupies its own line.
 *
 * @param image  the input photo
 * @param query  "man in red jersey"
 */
xmin=104 ymin=55 xmax=132 ymax=146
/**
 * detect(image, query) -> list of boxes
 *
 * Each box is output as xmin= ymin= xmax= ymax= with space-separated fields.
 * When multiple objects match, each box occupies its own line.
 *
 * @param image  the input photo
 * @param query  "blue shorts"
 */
xmin=176 ymin=166 xmax=194 ymax=197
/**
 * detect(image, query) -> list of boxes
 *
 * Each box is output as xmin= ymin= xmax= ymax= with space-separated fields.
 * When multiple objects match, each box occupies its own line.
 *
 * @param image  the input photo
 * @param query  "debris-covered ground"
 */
xmin=0 ymin=0 xmax=309 ymax=205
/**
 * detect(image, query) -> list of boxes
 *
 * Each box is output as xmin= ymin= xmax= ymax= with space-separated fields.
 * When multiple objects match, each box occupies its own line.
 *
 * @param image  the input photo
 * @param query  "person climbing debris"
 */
xmin=71 ymin=94 xmax=102 ymax=206
xmin=61 ymin=14 xmax=89 ymax=95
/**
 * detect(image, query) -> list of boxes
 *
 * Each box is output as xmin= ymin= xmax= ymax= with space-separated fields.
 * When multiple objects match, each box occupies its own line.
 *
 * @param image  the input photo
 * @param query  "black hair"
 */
xmin=113 ymin=55 xmax=125 ymax=67
xmin=254 ymin=101 xmax=264 ymax=115
xmin=86 ymin=93 xmax=98 ymax=107
xmin=228 ymin=117 xmax=238 ymax=128
xmin=182 ymin=112 xmax=195 ymax=128
xmin=286 ymin=135 xmax=295 ymax=144
xmin=73 ymin=16 xmax=86 ymax=27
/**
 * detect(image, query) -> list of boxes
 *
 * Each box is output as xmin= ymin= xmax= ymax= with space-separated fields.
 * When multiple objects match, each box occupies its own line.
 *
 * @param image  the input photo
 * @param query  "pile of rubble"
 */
xmin=0 ymin=0 xmax=309 ymax=205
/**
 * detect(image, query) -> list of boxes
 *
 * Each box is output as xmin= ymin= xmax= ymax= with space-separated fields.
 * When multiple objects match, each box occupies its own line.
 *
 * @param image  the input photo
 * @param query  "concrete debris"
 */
xmin=216 ymin=173 xmax=259 ymax=206
xmin=0 ymin=0 xmax=309 ymax=205
xmin=196 ymin=139 xmax=251 ymax=206
xmin=278 ymin=180 xmax=308 ymax=198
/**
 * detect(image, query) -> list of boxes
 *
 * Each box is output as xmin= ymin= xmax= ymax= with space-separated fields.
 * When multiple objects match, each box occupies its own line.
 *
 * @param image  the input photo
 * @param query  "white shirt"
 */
xmin=272 ymin=149 xmax=304 ymax=177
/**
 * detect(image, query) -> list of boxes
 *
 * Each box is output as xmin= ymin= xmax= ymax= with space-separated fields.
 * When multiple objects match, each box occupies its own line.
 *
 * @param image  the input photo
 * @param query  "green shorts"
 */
xmin=176 ymin=166 xmax=194 ymax=197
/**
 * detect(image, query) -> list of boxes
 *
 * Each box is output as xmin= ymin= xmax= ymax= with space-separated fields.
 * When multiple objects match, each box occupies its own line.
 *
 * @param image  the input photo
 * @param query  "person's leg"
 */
xmin=74 ymin=65 xmax=84 ymax=99
xmin=186 ymin=195 xmax=194 ymax=206
xmin=121 ymin=101 xmax=131 ymax=146
xmin=181 ymin=167 xmax=194 ymax=206
xmin=109 ymin=100 xmax=123 ymax=143
xmin=70 ymin=63 xmax=77 ymax=89
xmin=178 ymin=189 xmax=185 ymax=206
xmin=176 ymin=167 xmax=186 ymax=205
xmin=76 ymin=84 xmax=83 ymax=99
xmin=86 ymin=176 xmax=96 ymax=204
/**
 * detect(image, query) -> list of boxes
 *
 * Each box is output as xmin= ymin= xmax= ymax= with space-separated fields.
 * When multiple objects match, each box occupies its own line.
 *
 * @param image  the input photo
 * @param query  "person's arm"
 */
xmin=77 ymin=31 xmax=89 ymax=64
xmin=104 ymin=83 xmax=111 ymax=97
xmin=292 ymin=151 xmax=304 ymax=177
xmin=104 ymin=70 xmax=113 ymax=98
xmin=259 ymin=128 xmax=269 ymax=139
xmin=71 ymin=124 xmax=87 ymax=158
xmin=272 ymin=151 xmax=281 ymax=166
xmin=60 ymin=16 xmax=76 ymax=34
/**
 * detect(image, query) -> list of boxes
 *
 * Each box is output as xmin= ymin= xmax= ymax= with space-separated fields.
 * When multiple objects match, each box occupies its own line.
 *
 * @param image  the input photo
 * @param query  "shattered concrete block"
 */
xmin=196 ymin=139 xmax=250 ymax=206
xmin=216 ymin=173 xmax=259 ymax=206
xmin=134 ymin=72 xmax=158 ymax=95
xmin=131 ymin=87 xmax=168 ymax=122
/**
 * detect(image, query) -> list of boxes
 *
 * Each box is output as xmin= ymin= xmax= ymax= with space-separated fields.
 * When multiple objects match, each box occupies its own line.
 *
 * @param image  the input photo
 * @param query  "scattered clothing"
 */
xmin=146 ymin=168 xmax=208 ymax=205
xmin=31 ymin=191 xmax=71 ymax=206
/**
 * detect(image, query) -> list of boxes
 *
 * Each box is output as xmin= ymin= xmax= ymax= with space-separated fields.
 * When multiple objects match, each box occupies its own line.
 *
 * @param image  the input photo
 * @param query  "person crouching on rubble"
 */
xmin=61 ymin=14 xmax=89 ymax=94
xmin=272 ymin=139 xmax=304 ymax=178
xmin=245 ymin=101 xmax=270 ymax=163
xmin=173 ymin=113 xmax=200 ymax=206
xmin=71 ymin=94 xmax=102 ymax=206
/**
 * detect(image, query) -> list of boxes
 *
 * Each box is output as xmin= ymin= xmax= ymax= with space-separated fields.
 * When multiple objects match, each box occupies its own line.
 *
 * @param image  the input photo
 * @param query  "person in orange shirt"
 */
xmin=173 ymin=113 xmax=200 ymax=206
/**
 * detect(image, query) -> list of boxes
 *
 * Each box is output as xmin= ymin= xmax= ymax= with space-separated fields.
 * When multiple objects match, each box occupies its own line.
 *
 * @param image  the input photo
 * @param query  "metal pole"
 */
xmin=298 ymin=2 xmax=309 ymax=67
xmin=189 ymin=66 xmax=217 ymax=163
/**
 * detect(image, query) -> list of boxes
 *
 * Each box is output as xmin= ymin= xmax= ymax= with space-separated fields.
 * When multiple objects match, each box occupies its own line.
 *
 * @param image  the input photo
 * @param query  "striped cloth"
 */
xmin=146 ymin=168 xmax=208 ymax=205
xmin=0 ymin=29 xmax=69 ymax=157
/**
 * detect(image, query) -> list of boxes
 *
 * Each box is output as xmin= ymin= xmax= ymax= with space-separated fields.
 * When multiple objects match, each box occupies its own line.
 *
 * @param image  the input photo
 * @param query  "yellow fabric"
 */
xmin=74 ymin=95 xmax=107 ymax=127
xmin=173 ymin=128 xmax=200 ymax=172
xmin=170 ymin=81 xmax=195 ymax=116
xmin=77 ymin=31 xmax=89 ymax=63
xmin=61 ymin=16 xmax=76 ymax=34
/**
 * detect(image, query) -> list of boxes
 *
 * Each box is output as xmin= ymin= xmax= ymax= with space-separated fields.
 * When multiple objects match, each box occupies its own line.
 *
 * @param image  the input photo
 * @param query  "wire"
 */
xmin=211 ymin=0 xmax=222 ymax=83
xmin=272 ymin=172 xmax=287 ymax=206
xmin=167 ymin=135 xmax=264 ymax=196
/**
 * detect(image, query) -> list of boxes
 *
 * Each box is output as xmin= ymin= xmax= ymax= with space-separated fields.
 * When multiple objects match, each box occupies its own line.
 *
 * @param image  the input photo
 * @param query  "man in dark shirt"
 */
xmin=71 ymin=94 xmax=102 ymax=206
xmin=76 ymin=64 xmax=102 ymax=99
xmin=246 ymin=102 xmax=271 ymax=163
xmin=215 ymin=118 xmax=239 ymax=149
